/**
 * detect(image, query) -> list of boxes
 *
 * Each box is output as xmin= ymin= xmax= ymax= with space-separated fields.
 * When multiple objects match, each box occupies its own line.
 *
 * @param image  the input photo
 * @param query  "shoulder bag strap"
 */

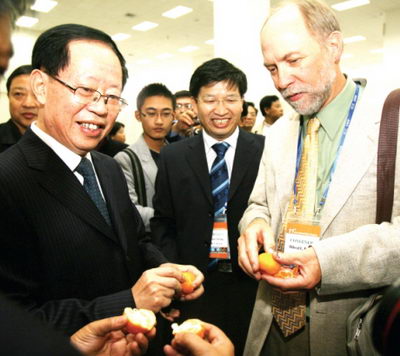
xmin=122 ymin=148 xmax=148 ymax=207
xmin=376 ymin=89 xmax=400 ymax=224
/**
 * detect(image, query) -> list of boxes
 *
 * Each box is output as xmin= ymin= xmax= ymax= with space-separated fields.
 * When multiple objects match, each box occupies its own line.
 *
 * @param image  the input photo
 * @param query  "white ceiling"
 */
xmin=18 ymin=0 xmax=400 ymax=73
xmin=23 ymin=0 xmax=215 ymax=68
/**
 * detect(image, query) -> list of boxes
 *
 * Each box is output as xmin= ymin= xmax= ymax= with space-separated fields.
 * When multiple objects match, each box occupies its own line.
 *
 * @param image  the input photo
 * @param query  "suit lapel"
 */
xmin=229 ymin=130 xmax=258 ymax=200
xmin=320 ymin=89 xmax=380 ymax=235
xmin=186 ymin=134 xmax=213 ymax=205
xmin=21 ymin=130 xmax=117 ymax=244
xmin=272 ymin=115 xmax=300 ymax=216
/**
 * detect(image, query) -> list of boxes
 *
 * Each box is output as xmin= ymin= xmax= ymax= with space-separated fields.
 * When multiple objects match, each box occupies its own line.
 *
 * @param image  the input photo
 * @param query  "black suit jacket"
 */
xmin=0 ymin=294 xmax=82 ymax=356
xmin=0 ymin=119 xmax=22 ymax=153
xmin=150 ymin=129 xmax=265 ymax=355
xmin=0 ymin=129 xmax=145 ymax=335
xmin=151 ymin=129 xmax=265 ymax=273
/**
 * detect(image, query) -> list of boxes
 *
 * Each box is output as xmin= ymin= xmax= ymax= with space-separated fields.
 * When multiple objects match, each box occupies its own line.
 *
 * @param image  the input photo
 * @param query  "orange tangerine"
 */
xmin=181 ymin=271 xmax=196 ymax=294
xmin=258 ymin=252 xmax=281 ymax=275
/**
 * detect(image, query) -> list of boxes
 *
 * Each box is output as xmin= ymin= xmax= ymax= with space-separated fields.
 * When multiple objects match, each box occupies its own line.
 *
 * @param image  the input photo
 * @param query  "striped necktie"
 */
xmin=210 ymin=142 xmax=230 ymax=217
xmin=272 ymin=117 xmax=320 ymax=337
xmin=75 ymin=157 xmax=111 ymax=226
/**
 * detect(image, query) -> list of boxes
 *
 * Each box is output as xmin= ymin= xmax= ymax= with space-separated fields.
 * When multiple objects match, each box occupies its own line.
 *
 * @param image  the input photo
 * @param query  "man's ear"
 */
xmin=192 ymin=97 xmax=199 ymax=114
xmin=30 ymin=69 xmax=47 ymax=105
xmin=326 ymin=31 xmax=343 ymax=64
xmin=134 ymin=110 xmax=141 ymax=122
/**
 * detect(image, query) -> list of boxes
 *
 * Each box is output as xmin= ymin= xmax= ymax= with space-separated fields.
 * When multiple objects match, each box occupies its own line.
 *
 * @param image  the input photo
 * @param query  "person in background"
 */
xmin=150 ymin=58 xmax=265 ymax=355
xmin=167 ymin=90 xmax=199 ymax=142
xmin=110 ymin=121 xmax=126 ymax=143
xmin=96 ymin=120 xmax=128 ymax=156
xmin=240 ymin=101 xmax=257 ymax=133
xmin=253 ymin=95 xmax=283 ymax=135
xmin=0 ymin=64 xmax=39 ymax=153
xmin=238 ymin=0 xmax=400 ymax=355
xmin=115 ymin=83 xmax=175 ymax=231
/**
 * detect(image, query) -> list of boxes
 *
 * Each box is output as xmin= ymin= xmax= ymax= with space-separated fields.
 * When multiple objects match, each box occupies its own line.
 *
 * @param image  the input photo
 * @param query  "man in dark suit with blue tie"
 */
xmin=0 ymin=23 xmax=204 ymax=344
xmin=151 ymin=58 xmax=265 ymax=355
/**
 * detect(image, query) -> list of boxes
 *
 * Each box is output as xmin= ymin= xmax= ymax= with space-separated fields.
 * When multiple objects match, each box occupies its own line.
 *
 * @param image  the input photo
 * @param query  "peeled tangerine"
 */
xmin=171 ymin=319 xmax=206 ymax=339
xmin=258 ymin=252 xmax=299 ymax=278
xmin=123 ymin=307 xmax=156 ymax=334
xmin=181 ymin=271 xmax=196 ymax=294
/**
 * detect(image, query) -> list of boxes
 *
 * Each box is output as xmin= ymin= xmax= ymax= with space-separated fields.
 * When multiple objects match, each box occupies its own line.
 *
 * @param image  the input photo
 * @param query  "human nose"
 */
xmin=214 ymin=100 xmax=229 ymax=115
xmin=22 ymin=91 xmax=38 ymax=108
xmin=88 ymin=96 xmax=108 ymax=115
xmin=275 ymin=65 xmax=295 ymax=91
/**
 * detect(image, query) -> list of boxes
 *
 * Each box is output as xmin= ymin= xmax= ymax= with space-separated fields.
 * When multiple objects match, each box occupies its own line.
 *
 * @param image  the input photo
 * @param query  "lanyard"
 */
xmin=293 ymin=84 xmax=360 ymax=213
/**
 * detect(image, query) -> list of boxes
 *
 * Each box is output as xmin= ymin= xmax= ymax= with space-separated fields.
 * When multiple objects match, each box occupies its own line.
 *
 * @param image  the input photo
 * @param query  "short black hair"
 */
xmin=189 ymin=58 xmax=247 ymax=99
xmin=109 ymin=121 xmax=125 ymax=137
xmin=6 ymin=64 xmax=33 ymax=93
xmin=174 ymin=90 xmax=192 ymax=99
xmin=247 ymin=101 xmax=258 ymax=115
xmin=241 ymin=101 xmax=249 ymax=118
xmin=136 ymin=83 xmax=176 ymax=110
xmin=0 ymin=0 xmax=33 ymax=25
xmin=32 ymin=24 xmax=128 ymax=88
xmin=259 ymin=95 xmax=279 ymax=116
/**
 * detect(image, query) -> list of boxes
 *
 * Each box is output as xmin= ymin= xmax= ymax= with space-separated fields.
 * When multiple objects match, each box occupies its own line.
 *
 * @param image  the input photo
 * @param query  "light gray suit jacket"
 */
xmin=114 ymin=135 xmax=157 ymax=231
xmin=239 ymin=79 xmax=400 ymax=356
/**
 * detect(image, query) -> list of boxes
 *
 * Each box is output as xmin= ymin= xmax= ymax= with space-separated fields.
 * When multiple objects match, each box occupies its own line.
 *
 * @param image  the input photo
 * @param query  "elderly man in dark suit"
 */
xmin=150 ymin=58 xmax=265 ymax=355
xmin=0 ymin=23 xmax=203 ymax=346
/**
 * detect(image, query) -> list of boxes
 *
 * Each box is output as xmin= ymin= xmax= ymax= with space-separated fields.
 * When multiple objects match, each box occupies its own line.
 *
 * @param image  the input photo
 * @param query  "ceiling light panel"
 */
xmin=343 ymin=35 xmax=366 ymax=44
xmin=31 ymin=0 xmax=58 ymax=13
xmin=331 ymin=0 xmax=369 ymax=11
xmin=112 ymin=33 xmax=131 ymax=41
xmin=16 ymin=16 xmax=39 ymax=28
xmin=132 ymin=21 xmax=158 ymax=32
xmin=162 ymin=6 xmax=193 ymax=19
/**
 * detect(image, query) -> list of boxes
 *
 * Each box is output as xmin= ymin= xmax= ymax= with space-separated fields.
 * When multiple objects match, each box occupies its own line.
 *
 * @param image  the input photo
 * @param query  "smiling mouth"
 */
xmin=213 ymin=118 xmax=230 ymax=126
xmin=79 ymin=122 xmax=104 ymax=131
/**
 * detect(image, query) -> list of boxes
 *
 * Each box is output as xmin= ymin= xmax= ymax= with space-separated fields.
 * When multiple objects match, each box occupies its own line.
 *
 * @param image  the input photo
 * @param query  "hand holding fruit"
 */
xmin=258 ymin=251 xmax=299 ymax=278
xmin=260 ymin=247 xmax=322 ymax=291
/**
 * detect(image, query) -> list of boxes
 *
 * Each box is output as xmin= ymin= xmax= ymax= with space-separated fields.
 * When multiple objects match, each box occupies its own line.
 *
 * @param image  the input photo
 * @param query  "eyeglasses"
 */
xmin=47 ymin=73 xmax=128 ymax=112
xmin=199 ymin=95 xmax=242 ymax=108
xmin=176 ymin=103 xmax=192 ymax=110
xmin=140 ymin=111 xmax=174 ymax=120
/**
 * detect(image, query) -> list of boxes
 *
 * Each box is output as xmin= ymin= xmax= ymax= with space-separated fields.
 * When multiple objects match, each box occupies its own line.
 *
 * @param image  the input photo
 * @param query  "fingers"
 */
xmin=89 ymin=315 xmax=128 ymax=337
xmin=238 ymin=236 xmax=260 ymax=279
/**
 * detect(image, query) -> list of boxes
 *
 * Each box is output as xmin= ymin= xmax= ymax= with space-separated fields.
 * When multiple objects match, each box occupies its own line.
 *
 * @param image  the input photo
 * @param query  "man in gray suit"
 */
xmin=114 ymin=83 xmax=175 ymax=231
xmin=238 ymin=1 xmax=400 ymax=355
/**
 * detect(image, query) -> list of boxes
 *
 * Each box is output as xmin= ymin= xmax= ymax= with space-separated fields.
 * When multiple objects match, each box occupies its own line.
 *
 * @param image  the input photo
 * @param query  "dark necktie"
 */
xmin=210 ymin=142 xmax=230 ymax=217
xmin=75 ymin=157 xmax=111 ymax=226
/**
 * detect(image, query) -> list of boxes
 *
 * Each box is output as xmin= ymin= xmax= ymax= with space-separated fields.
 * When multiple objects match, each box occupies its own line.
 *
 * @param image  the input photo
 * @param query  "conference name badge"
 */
xmin=284 ymin=216 xmax=321 ymax=253
xmin=209 ymin=215 xmax=230 ymax=260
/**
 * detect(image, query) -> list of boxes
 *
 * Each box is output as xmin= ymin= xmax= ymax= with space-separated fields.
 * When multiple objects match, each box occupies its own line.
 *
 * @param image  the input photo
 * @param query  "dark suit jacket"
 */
xmin=0 ymin=129 xmax=145 ymax=335
xmin=0 ymin=119 xmax=22 ymax=153
xmin=150 ymin=129 xmax=265 ymax=355
xmin=0 ymin=294 xmax=82 ymax=356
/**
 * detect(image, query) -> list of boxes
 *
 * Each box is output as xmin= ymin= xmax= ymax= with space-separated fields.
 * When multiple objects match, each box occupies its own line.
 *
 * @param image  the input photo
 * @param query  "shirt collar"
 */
xmin=31 ymin=121 xmax=92 ymax=171
xmin=202 ymin=126 xmax=239 ymax=153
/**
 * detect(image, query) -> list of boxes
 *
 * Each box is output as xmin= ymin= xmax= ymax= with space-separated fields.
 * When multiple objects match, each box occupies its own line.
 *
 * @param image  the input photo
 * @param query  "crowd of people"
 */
xmin=0 ymin=0 xmax=399 ymax=356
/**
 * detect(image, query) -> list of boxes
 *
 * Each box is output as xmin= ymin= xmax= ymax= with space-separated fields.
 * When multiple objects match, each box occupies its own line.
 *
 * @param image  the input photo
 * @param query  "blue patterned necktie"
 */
xmin=210 ymin=142 xmax=230 ymax=216
xmin=75 ymin=157 xmax=111 ymax=226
